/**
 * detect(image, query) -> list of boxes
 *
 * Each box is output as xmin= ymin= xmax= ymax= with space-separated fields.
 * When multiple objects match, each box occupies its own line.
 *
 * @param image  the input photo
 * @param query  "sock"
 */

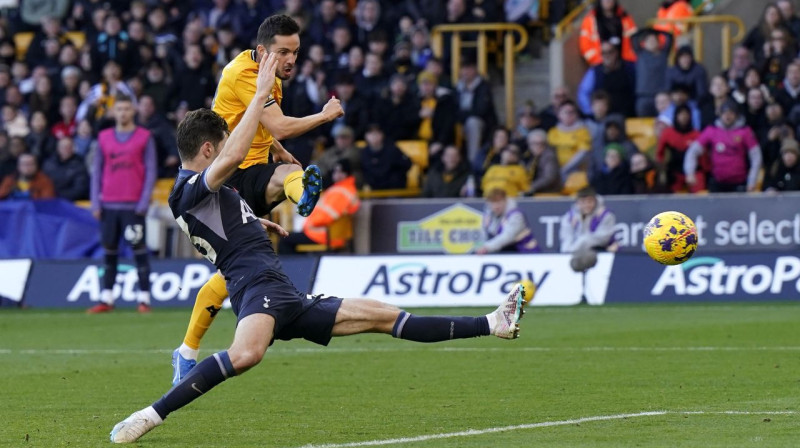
xmin=102 ymin=250 xmax=118 ymax=300
xmin=137 ymin=291 xmax=151 ymax=305
xmin=151 ymin=351 xmax=236 ymax=420
xmin=283 ymin=170 xmax=304 ymax=204
xmin=101 ymin=289 xmax=114 ymax=306
xmin=391 ymin=311 xmax=490 ymax=343
xmin=178 ymin=343 xmax=199 ymax=361
xmin=134 ymin=248 xmax=151 ymax=297
xmin=486 ymin=311 xmax=499 ymax=334
xmin=182 ymin=272 xmax=228 ymax=350
xmin=139 ymin=406 xmax=163 ymax=425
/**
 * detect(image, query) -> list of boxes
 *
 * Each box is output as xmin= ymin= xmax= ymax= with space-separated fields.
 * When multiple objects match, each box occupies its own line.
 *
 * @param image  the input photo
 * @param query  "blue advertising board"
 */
xmin=606 ymin=253 xmax=800 ymax=303
xmin=22 ymin=256 xmax=318 ymax=308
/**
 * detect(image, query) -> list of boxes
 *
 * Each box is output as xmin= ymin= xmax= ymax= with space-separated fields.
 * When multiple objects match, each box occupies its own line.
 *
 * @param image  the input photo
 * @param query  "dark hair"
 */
xmin=176 ymin=109 xmax=229 ymax=162
xmin=335 ymin=158 xmax=353 ymax=176
xmin=256 ymin=15 xmax=300 ymax=47
xmin=591 ymin=90 xmax=610 ymax=103
xmin=114 ymin=93 xmax=133 ymax=104
xmin=576 ymin=186 xmax=597 ymax=199
xmin=366 ymin=123 xmax=383 ymax=134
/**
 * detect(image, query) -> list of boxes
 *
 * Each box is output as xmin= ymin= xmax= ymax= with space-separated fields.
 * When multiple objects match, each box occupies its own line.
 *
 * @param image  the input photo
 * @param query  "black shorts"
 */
xmin=227 ymin=163 xmax=285 ymax=217
xmin=101 ymin=208 xmax=145 ymax=249
xmin=231 ymin=270 xmax=343 ymax=346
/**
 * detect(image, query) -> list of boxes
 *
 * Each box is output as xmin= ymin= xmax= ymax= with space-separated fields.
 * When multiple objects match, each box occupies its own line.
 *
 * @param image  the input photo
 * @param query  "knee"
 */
xmin=270 ymin=164 xmax=302 ymax=186
xmin=228 ymin=348 xmax=264 ymax=372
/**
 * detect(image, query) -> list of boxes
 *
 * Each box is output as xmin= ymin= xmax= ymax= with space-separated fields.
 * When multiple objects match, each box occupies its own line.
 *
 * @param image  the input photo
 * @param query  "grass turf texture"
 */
xmin=1 ymin=304 xmax=798 ymax=447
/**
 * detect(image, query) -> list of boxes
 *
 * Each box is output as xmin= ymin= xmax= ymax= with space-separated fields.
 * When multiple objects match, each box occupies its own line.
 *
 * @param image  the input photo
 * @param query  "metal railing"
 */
xmin=430 ymin=23 xmax=529 ymax=125
xmin=648 ymin=15 xmax=746 ymax=68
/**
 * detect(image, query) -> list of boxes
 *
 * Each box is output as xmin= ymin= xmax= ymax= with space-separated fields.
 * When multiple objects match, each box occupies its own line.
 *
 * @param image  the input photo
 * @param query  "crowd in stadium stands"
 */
xmin=3 ymin=0 xmax=800 ymax=208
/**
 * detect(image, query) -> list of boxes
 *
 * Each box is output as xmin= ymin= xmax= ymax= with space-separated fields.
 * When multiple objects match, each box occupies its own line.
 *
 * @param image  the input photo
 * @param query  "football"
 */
xmin=643 ymin=211 xmax=698 ymax=265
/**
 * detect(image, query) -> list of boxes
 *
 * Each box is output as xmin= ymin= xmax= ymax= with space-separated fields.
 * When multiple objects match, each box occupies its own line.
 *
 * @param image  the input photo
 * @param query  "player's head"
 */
xmin=486 ymin=188 xmax=507 ymax=216
xmin=176 ymin=108 xmax=230 ymax=167
xmin=576 ymin=187 xmax=598 ymax=215
xmin=256 ymin=15 xmax=300 ymax=80
xmin=113 ymin=94 xmax=135 ymax=127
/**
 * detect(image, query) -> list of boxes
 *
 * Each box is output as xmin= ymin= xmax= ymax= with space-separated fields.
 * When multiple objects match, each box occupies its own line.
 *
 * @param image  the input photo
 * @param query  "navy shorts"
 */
xmin=101 ymin=208 xmax=146 ymax=249
xmin=227 ymin=163 xmax=285 ymax=217
xmin=230 ymin=270 xmax=343 ymax=346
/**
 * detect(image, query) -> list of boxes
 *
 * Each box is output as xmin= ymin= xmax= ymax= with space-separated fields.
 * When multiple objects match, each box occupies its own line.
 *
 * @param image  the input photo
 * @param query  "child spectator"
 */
xmin=765 ymin=138 xmax=800 ymax=191
xmin=475 ymin=188 xmax=539 ymax=254
xmin=631 ymin=28 xmax=673 ymax=117
xmin=657 ymin=104 xmax=703 ymax=192
xmin=591 ymin=143 xmax=633 ymax=195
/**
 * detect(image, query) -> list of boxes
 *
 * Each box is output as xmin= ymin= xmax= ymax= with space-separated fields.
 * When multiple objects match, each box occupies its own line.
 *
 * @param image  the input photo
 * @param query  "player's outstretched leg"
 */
xmin=296 ymin=165 xmax=322 ymax=217
xmin=485 ymin=283 xmax=525 ymax=339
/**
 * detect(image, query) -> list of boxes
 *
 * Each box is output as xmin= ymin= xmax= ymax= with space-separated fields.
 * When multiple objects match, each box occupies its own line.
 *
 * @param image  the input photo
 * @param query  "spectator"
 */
xmin=744 ymin=4 xmax=789 ymax=64
xmin=170 ymin=43 xmax=215 ymax=110
xmin=776 ymin=61 xmax=800 ymax=114
xmin=778 ymin=0 xmax=800 ymax=39
xmin=25 ymin=111 xmax=56 ymax=162
xmin=355 ymin=52 xmax=388 ymax=102
xmin=654 ymin=0 xmax=693 ymax=42
xmin=142 ymin=61 xmax=171 ymax=113
xmin=361 ymin=124 xmax=411 ymax=190
xmin=524 ymin=129 xmax=562 ymax=196
xmin=586 ymin=90 xmax=617 ymax=143
xmin=41 ymin=137 xmax=89 ymax=201
xmin=456 ymin=58 xmax=497 ymax=163
xmin=372 ymin=74 xmax=421 ymax=142
xmin=723 ymin=46 xmax=753 ymax=92
xmin=512 ymin=102 xmax=542 ymax=143
xmin=332 ymin=73 xmax=370 ymax=139
xmin=58 ymin=65 xmax=82 ymax=99
xmin=423 ymin=145 xmax=469 ymax=198
xmin=279 ymin=159 xmax=361 ymax=253
xmin=26 ymin=17 xmax=69 ymax=67
xmin=539 ymin=86 xmax=570 ymax=131
xmin=578 ymin=0 xmax=637 ymax=66
xmin=700 ymin=75 xmax=731 ymax=129
xmin=761 ymin=102 xmax=793 ymax=170
xmin=74 ymin=119 xmax=97 ymax=161
xmin=3 ymin=105 xmax=30 ymax=138
xmin=309 ymin=0 xmax=348 ymax=50
xmin=588 ymin=116 xmax=638 ymax=182
xmin=744 ymin=87 xmax=769 ymax=140
xmin=51 ymin=95 xmax=78 ymax=139
xmin=578 ymin=42 xmax=636 ymax=117
xmin=547 ymin=100 xmax=591 ymax=176
xmin=630 ymin=152 xmax=658 ymax=194
xmin=240 ymin=0 xmax=270 ymax=45
xmin=29 ymin=72 xmax=57 ymax=124
xmin=732 ymin=66 xmax=772 ymax=106
xmin=631 ymin=28 xmax=673 ymax=117
xmin=354 ymin=0 xmax=384 ymax=47
xmin=765 ymin=138 xmax=800 ymax=191
xmin=410 ymin=26 xmax=433 ymax=70
xmin=0 ymin=153 xmax=55 ymax=200
xmin=760 ymin=27 xmax=796 ymax=93
xmin=665 ymin=45 xmax=709 ymax=103
xmin=474 ymin=188 xmax=539 ymax=254
xmin=659 ymin=84 xmax=702 ymax=130
xmin=685 ymin=100 xmax=762 ymax=192
xmin=658 ymin=104 xmax=703 ymax=192
xmin=76 ymin=60 xmax=136 ymax=123
xmin=390 ymin=40 xmax=416 ymax=84
xmin=204 ymin=0 xmax=244 ymax=31
xmin=88 ymin=94 xmax=156 ymax=314
xmin=559 ymin=187 xmax=617 ymax=273
xmin=313 ymin=125 xmax=363 ymax=188
xmin=137 ymin=95 xmax=179 ymax=177
xmin=330 ymin=25 xmax=354 ymax=76
xmin=481 ymin=144 xmax=529 ymax=198
xmin=91 ymin=14 xmax=135 ymax=77
xmin=592 ymin=143 xmax=633 ymax=195
xmin=416 ymin=70 xmax=457 ymax=157
xmin=474 ymin=126 xmax=509 ymax=183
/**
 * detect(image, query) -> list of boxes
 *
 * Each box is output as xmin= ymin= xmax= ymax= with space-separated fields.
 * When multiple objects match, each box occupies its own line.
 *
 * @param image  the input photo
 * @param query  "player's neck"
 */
xmin=116 ymin=122 xmax=136 ymax=133
xmin=181 ymin=160 xmax=208 ymax=173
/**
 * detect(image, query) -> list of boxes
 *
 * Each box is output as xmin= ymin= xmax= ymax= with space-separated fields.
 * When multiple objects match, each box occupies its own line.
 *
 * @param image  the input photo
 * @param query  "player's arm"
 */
xmin=205 ymin=54 xmax=278 ymax=191
xmin=260 ymin=95 xmax=343 ymax=140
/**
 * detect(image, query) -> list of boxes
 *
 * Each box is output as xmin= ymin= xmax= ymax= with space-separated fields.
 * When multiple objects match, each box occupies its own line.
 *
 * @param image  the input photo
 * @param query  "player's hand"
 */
xmin=322 ymin=96 xmax=344 ymax=121
xmin=259 ymin=218 xmax=289 ymax=237
xmin=685 ymin=172 xmax=697 ymax=186
xmin=475 ymin=247 xmax=489 ymax=255
xmin=255 ymin=52 xmax=279 ymax=101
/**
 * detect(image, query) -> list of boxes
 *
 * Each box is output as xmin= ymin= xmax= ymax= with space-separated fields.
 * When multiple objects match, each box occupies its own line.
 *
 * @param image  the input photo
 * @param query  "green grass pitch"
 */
xmin=1 ymin=303 xmax=798 ymax=447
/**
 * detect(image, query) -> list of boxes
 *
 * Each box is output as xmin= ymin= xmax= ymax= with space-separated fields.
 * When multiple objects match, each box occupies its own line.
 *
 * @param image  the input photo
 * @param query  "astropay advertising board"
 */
xmin=312 ymin=254 xmax=614 ymax=307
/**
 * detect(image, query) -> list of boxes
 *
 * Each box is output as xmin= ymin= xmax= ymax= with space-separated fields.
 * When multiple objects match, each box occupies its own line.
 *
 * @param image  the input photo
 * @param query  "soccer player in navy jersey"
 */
xmin=110 ymin=53 xmax=525 ymax=444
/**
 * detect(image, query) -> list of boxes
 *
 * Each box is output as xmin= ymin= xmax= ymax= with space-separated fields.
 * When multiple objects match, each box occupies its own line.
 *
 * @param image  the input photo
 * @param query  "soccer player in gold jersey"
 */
xmin=171 ymin=15 xmax=344 ymax=384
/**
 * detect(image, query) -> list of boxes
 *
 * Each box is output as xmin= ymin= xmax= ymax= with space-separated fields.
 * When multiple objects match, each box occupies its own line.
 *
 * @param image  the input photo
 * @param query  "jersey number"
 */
xmin=176 ymin=216 xmax=218 ymax=264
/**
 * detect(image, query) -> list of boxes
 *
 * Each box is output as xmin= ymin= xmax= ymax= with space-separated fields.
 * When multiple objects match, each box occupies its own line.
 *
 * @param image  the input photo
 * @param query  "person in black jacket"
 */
xmin=170 ymin=43 xmax=215 ymax=110
xmin=41 ymin=137 xmax=89 ymax=200
xmin=766 ymin=138 xmax=800 ymax=191
xmin=361 ymin=124 xmax=411 ymax=190
xmin=456 ymin=58 xmax=497 ymax=164
xmin=137 ymin=95 xmax=179 ymax=177
xmin=422 ymin=144 xmax=469 ymax=198
xmin=592 ymin=143 xmax=633 ymax=195
xmin=91 ymin=14 xmax=135 ymax=78
xmin=332 ymin=73 xmax=370 ymax=140
xmin=417 ymin=70 xmax=456 ymax=158
xmin=372 ymin=74 xmax=421 ymax=141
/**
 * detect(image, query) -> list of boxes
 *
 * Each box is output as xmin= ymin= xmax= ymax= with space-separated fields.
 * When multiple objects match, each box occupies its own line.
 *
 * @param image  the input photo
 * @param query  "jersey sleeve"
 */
xmin=172 ymin=170 xmax=214 ymax=215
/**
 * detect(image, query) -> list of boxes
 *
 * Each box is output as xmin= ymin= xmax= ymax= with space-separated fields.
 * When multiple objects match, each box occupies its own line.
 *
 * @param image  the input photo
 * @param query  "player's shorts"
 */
xmin=227 ymin=162 xmax=286 ymax=217
xmin=230 ymin=269 xmax=343 ymax=346
xmin=101 ymin=208 xmax=146 ymax=248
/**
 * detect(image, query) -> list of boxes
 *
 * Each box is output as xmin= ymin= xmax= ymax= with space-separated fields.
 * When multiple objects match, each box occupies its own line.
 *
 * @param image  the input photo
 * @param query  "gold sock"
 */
xmin=283 ymin=169 xmax=304 ymax=204
xmin=182 ymin=272 xmax=228 ymax=350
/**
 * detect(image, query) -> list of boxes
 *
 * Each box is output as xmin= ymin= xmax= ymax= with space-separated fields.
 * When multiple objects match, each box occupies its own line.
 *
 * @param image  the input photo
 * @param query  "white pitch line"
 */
xmin=2 ymin=346 xmax=800 ymax=355
xmin=295 ymin=410 xmax=797 ymax=448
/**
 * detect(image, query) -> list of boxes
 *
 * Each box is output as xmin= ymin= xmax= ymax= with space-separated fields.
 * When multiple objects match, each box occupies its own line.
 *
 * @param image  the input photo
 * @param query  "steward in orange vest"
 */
xmin=579 ymin=0 xmax=637 ymax=66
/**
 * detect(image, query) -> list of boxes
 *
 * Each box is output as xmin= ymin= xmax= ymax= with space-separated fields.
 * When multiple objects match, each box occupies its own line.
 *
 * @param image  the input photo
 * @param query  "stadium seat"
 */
xmin=561 ymin=171 xmax=589 ymax=196
xmin=626 ymin=118 xmax=657 ymax=154
xmin=356 ymin=139 xmax=426 ymax=196
xmin=295 ymin=214 xmax=354 ymax=253
xmin=14 ymin=31 xmax=86 ymax=61
xmin=150 ymin=178 xmax=176 ymax=205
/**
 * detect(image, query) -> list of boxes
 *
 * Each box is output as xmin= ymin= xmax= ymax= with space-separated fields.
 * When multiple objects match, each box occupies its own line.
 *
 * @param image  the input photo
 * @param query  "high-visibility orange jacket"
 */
xmin=654 ymin=0 xmax=694 ymax=40
xmin=303 ymin=176 xmax=360 ymax=248
xmin=579 ymin=7 xmax=638 ymax=66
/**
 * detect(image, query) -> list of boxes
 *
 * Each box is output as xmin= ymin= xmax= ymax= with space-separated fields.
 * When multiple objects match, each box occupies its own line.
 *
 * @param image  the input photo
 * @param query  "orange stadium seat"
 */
xmin=14 ymin=31 xmax=86 ymax=61
xmin=626 ymin=118 xmax=657 ymax=154
xmin=150 ymin=178 xmax=176 ymax=205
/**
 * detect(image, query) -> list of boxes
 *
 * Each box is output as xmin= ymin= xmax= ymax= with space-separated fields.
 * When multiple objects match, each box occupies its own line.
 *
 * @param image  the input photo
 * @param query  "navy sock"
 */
xmin=133 ymin=248 xmax=151 ymax=292
xmin=102 ymin=250 xmax=118 ymax=291
xmin=391 ymin=311 xmax=490 ymax=343
xmin=152 ymin=351 xmax=236 ymax=420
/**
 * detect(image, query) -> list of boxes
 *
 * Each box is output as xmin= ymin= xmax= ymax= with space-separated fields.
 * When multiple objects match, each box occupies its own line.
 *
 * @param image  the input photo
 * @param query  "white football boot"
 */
xmin=489 ymin=283 xmax=525 ymax=339
xmin=110 ymin=406 xmax=162 ymax=443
